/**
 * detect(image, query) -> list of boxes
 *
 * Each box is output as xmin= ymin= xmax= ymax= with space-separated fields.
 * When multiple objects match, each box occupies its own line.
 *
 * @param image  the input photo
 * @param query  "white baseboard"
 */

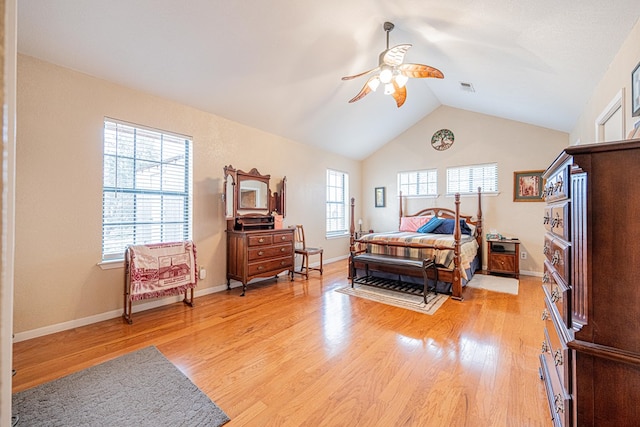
xmin=14 ymin=254 xmax=349 ymax=343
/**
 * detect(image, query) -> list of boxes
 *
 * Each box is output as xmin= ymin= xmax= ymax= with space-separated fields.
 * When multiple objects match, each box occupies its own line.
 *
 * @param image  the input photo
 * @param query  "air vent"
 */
xmin=460 ymin=82 xmax=475 ymax=92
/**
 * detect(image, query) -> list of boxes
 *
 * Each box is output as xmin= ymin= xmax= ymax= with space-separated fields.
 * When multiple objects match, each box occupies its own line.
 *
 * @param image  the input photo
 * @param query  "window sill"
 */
xmin=97 ymin=259 xmax=125 ymax=270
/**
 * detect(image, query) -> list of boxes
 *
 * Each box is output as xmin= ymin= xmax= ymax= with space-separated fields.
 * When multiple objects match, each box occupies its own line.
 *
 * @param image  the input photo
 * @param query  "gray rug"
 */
xmin=12 ymin=346 xmax=230 ymax=427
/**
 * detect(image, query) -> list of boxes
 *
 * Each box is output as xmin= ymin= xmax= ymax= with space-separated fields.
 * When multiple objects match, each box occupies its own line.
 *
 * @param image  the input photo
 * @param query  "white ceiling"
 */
xmin=17 ymin=1 xmax=640 ymax=160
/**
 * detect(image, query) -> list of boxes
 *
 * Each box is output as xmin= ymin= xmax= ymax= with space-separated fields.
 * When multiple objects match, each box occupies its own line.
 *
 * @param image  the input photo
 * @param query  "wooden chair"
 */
xmin=293 ymin=224 xmax=323 ymax=279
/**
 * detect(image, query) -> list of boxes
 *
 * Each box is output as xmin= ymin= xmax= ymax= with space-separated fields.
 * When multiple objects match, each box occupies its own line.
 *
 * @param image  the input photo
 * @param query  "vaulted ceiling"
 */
xmin=17 ymin=1 xmax=640 ymax=159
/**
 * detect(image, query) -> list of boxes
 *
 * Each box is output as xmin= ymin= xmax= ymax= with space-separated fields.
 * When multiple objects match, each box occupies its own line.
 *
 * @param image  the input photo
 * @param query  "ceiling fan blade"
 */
xmin=341 ymin=66 xmax=380 ymax=81
xmin=347 ymin=76 xmax=378 ymax=103
xmin=391 ymin=81 xmax=407 ymax=108
xmin=381 ymin=44 xmax=412 ymax=66
xmin=398 ymin=63 xmax=444 ymax=79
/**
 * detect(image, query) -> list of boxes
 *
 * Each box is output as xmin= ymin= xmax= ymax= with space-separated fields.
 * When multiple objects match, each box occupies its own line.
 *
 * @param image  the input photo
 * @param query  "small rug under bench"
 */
xmin=335 ymin=273 xmax=519 ymax=315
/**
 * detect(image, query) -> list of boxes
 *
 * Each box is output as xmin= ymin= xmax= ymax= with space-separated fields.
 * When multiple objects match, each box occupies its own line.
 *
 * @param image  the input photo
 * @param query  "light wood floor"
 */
xmin=13 ymin=259 xmax=551 ymax=426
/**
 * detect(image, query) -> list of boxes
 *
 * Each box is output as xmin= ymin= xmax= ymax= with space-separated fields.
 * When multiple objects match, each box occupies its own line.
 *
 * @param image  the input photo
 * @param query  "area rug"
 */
xmin=12 ymin=346 xmax=230 ymax=427
xmin=466 ymin=273 xmax=519 ymax=295
xmin=335 ymin=284 xmax=449 ymax=315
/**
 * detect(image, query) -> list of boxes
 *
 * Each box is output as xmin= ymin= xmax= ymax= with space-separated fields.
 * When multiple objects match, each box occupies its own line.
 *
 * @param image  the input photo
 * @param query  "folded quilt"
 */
xmin=127 ymin=241 xmax=197 ymax=301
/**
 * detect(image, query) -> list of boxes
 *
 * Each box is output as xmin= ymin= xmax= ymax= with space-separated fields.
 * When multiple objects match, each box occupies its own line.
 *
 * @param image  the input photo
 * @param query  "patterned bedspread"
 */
xmin=355 ymin=231 xmax=479 ymax=280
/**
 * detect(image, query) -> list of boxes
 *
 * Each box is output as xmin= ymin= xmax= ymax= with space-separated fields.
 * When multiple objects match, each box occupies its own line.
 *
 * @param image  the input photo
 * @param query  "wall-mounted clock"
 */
xmin=431 ymin=129 xmax=454 ymax=151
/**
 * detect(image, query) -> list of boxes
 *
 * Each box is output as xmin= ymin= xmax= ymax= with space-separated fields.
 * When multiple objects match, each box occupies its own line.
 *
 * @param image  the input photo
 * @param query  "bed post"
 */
xmin=476 ymin=187 xmax=483 ymax=266
xmin=398 ymin=191 xmax=403 ymax=229
xmin=451 ymin=193 xmax=463 ymax=301
xmin=349 ymin=197 xmax=355 ymax=279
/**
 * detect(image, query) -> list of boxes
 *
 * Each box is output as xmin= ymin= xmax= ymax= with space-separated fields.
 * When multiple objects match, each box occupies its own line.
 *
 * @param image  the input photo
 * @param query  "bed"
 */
xmin=349 ymin=188 xmax=483 ymax=301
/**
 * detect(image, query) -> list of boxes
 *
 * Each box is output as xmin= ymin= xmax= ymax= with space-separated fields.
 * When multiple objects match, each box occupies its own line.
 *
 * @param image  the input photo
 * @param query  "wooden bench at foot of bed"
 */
xmin=349 ymin=253 xmax=439 ymax=304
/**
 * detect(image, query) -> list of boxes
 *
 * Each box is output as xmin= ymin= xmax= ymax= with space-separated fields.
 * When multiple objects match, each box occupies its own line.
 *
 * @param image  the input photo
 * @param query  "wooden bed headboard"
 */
xmin=398 ymin=187 xmax=483 ymax=247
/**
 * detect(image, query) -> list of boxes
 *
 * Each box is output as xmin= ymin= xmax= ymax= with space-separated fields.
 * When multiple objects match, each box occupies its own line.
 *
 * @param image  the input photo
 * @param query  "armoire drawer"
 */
xmin=539 ymin=352 xmax=571 ymax=427
xmin=544 ymin=163 xmax=568 ymax=202
xmin=543 ymin=201 xmax=570 ymax=241
xmin=543 ymin=234 xmax=570 ymax=284
xmin=543 ymin=261 xmax=570 ymax=326
xmin=542 ymin=298 xmax=571 ymax=394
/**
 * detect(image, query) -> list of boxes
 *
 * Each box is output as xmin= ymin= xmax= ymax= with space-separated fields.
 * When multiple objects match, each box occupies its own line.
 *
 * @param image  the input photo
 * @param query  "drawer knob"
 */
xmin=543 ymin=213 xmax=550 ymax=225
xmin=258 ymin=251 xmax=264 ymax=256
xmin=554 ymin=349 xmax=563 ymax=366
xmin=551 ymin=289 xmax=560 ymax=303
xmin=280 ymin=261 xmax=286 ymax=266
xmin=554 ymin=395 xmax=564 ymax=414
xmin=543 ymin=243 xmax=550 ymax=255
xmin=551 ymin=250 xmax=561 ymax=265
xmin=281 ymin=236 xmax=286 ymax=240
xmin=257 ymin=266 xmax=264 ymax=271
xmin=542 ymin=273 xmax=550 ymax=283
xmin=541 ymin=309 xmax=549 ymax=321
xmin=541 ymin=341 xmax=549 ymax=353
xmin=281 ymin=247 xmax=286 ymax=252
xmin=258 ymin=238 xmax=265 ymax=243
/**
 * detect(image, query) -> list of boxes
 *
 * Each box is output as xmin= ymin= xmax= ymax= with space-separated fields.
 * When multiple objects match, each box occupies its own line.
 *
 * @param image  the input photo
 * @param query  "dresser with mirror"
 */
xmin=223 ymin=165 xmax=293 ymax=296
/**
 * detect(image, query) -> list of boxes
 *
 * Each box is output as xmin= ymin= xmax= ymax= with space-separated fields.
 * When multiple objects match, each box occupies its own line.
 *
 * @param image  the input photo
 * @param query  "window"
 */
xmin=446 ymin=163 xmax=498 ymax=195
xmin=397 ymin=169 xmax=437 ymax=197
xmin=326 ymin=169 xmax=349 ymax=237
xmin=102 ymin=119 xmax=193 ymax=261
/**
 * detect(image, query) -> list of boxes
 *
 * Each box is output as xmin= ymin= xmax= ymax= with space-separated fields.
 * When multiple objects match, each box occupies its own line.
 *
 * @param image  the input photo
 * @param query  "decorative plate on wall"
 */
xmin=431 ymin=129 xmax=454 ymax=151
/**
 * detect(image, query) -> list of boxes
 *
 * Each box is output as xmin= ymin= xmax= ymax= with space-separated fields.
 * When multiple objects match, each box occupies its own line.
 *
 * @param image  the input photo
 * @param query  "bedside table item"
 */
xmin=487 ymin=238 xmax=520 ymax=278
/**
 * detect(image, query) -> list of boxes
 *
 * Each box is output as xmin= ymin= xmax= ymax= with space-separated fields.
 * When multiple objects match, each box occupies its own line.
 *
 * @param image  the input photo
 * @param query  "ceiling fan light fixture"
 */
xmin=395 ymin=74 xmax=409 ymax=88
xmin=367 ymin=77 xmax=381 ymax=92
xmin=384 ymin=83 xmax=395 ymax=95
xmin=341 ymin=21 xmax=444 ymax=108
xmin=379 ymin=67 xmax=393 ymax=84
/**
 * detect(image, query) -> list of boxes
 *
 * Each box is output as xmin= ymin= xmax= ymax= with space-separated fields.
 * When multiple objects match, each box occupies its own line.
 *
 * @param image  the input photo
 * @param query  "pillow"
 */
xmin=399 ymin=216 xmax=432 ymax=232
xmin=417 ymin=216 xmax=445 ymax=233
xmin=431 ymin=219 xmax=473 ymax=235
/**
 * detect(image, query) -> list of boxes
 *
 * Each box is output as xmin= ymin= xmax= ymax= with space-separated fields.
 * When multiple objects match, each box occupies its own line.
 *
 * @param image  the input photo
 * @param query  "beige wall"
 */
xmin=571 ymin=18 xmax=640 ymax=144
xmin=361 ymin=106 xmax=569 ymax=274
xmin=14 ymin=54 xmax=360 ymax=334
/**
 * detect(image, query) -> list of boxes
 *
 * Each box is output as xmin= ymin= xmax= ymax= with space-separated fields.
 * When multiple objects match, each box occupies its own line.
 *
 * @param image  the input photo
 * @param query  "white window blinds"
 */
xmin=446 ymin=163 xmax=498 ymax=195
xmin=398 ymin=169 xmax=438 ymax=196
xmin=326 ymin=169 xmax=349 ymax=237
xmin=102 ymin=119 xmax=193 ymax=261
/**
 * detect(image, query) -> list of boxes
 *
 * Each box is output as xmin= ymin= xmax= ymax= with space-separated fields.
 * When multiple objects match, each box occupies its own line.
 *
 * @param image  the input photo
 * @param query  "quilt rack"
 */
xmin=123 ymin=240 xmax=197 ymax=324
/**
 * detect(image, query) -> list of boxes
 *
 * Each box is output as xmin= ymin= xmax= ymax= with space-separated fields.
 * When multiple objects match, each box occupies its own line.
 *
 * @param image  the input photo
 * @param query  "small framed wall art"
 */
xmin=514 ymin=170 xmax=544 ymax=202
xmin=633 ymin=61 xmax=640 ymax=117
xmin=375 ymin=187 xmax=386 ymax=208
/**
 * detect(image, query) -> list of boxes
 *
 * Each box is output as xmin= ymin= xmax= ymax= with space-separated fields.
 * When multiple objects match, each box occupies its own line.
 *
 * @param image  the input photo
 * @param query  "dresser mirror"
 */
xmin=224 ymin=165 xmax=286 ymax=230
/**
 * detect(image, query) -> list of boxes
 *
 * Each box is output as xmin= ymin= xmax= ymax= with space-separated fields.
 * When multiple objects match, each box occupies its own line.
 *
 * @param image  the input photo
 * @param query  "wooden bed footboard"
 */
xmin=349 ymin=188 xmax=482 ymax=301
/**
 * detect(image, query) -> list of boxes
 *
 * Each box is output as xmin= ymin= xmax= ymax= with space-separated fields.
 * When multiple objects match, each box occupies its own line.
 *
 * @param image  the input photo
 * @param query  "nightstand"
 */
xmin=487 ymin=238 xmax=520 ymax=279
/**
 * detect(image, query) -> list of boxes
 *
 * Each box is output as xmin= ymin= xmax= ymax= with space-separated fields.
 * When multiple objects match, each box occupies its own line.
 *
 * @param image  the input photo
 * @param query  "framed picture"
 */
xmin=514 ymin=170 xmax=544 ymax=202
xmin=633 ymin=61 xmax=640 ymax=117
xmin=375 ymin=187 xmax=385 ymax=208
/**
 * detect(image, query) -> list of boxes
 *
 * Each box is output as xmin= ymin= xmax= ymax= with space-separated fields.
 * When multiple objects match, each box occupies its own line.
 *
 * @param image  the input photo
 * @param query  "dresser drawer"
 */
xmin=542 ymin=298 xmax=571 ymax=394
xmin=543 ymin=261 xmax=570 ymax=326
xmin=248 ymin=233 xmax=273 ymax=246
xmin=272 ymin=231 xmax=293 ymax=244
xmin=544 ymin=162 xmax=568 ymax=202
xmin=539 ymin=352 xmax=571 ymax=427
xmin=248 ymin=256 xmax=293 ymax=276
xmin=543 ymin=201 xmax=569 ymax=241
xmin=248 ymin=243 xmax=292 ymax=261
xmin=543 ymin=234 xmax=570 ymax=284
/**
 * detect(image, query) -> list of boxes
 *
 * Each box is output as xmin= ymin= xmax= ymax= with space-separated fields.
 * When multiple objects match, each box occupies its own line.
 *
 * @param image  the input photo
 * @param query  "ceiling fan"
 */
xmin=342 ymin=21 xmax=444 ymax=108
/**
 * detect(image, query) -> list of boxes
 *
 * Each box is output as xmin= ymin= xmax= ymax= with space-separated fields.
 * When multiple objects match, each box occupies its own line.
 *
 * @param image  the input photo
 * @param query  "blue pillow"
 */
xmin=431 ymin=219 xmax=473 ymax=235
xmin=417 ymin=216 xmax=444 ymax=233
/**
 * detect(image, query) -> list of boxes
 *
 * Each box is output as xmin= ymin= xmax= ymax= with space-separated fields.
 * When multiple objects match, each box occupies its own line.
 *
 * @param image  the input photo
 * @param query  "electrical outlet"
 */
xmin=520 ymin=251 xmax=527 ymax=260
